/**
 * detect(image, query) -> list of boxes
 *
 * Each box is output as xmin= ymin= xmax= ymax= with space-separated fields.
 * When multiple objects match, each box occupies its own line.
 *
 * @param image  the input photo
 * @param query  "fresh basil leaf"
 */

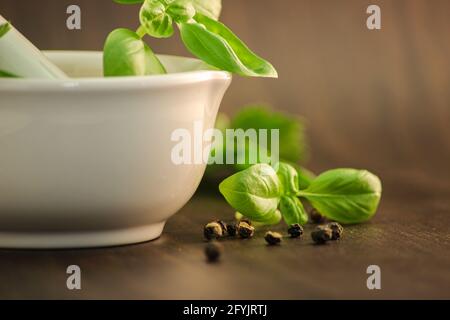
xmin=275 ymin=162 xmax=299 ymax=195
xmin=166 ymin=0 xmax=195 ymax=23
xmin=0 ymin=22 xmax=11 ymax=38
xmin=103 ymin=28 xmax=166 ymax=76
xmin=179 ymin=13 xmax=277 ymax=77
xmin=140 ymin=0 xmax=174 ymax=38
xmin=215 ymin=112 xmax=231 ymax=133
xmin=0 ymin=69 xmax=19 ymax=77
xmin=283 ymin=161 xmax=316 ymax=190
xmin=190 ymin=0 xmax=221 ymax=20
xmin=219 ymin=164 xmax=281 ymax=221
xmin=210 ymin=113 xmax=273 ymax=171
xmin=279 ymin=196 xmax=308 ymax=225
xmin=113 ymin=0 xmax=144 ymax=4
xmin=297 ymin=166 xmax=316 ymax=190
xmin=298 ymin=169 xmax=382 ymax=224
xmin=235 ymin=210 xmax=282 ymax=226
xmin=231 ymin=106 xmax=307 ymax=163
xmin=207 ymin=107 xmax=308 ymax=178
xmin=113 ymin=0 xmax=221 ymax=19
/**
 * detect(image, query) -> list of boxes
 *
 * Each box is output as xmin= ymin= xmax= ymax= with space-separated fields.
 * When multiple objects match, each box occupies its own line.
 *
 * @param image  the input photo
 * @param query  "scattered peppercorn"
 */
xmin=264 ymin=231 xmax=282 ymax=245
xmin=239 ymin=218 xmax=252 ymax=226
xmin=203 ymin=221 xmax=223 ymax=240
xmin=204 ymin=241 xmax=223 ymax=262
xmin=311 ymin=225 xmax=333 ymax=244
xmin=237 ymin=220 xmax=255 ymax=239
xmin=327 ymin=222 xmax=344 ymax=240
xmin=309 ymin=208 xmax=326 ymax=224
xmin=287 ymin=224 xmax=304 ymax=238
xmin=226 ymin=223 xmax=237 ymax=237
xmin=215 ymin=220 xmax=228 ymax=234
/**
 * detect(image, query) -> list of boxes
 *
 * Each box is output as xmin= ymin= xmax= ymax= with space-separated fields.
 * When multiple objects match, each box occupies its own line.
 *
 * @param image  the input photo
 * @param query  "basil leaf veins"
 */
xmin=220 ymin=163 xmax=382 ymax=226
xmin=297 ymin=169 xmax=382 ymax=224
xmin=219 ymin=164 xmax=281 ymax=223
xmin=180 ymin=13 xmax=278 ymax=77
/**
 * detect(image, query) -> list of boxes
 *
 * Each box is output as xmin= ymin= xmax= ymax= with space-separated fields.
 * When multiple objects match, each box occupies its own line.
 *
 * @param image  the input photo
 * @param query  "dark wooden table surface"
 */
xmin=0 ymin=170 xmax=449 ymax=300
xmin=1 ymin=0 xmax=450 ymax=299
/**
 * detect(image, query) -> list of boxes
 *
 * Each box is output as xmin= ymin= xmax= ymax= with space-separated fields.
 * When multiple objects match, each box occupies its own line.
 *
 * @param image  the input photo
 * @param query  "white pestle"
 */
xmin=0 ymin=14 xmax=68 ymax=79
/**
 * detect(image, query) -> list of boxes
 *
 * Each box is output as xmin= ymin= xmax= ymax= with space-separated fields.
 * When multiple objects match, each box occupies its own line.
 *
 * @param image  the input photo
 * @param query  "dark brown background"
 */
xmin=0 ymin=0 xmax=449 ymax=299
xmin=1 ymin=0 xmax=449 ymax=175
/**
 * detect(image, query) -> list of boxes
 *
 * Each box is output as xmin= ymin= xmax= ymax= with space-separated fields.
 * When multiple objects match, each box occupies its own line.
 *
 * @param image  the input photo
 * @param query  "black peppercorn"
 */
xmin=287 ymin=224 xmax=304 ymax=238
xmin=264 ymin=231 xmax=282 ymax=245
xmin=226 ymin=223 xmax=237 ymax=237
xmin=309 ymin=208 xmax=326 ymax=224
xmin=215 ymin=220 xmax=228 ymax=234
xmin=239 ymin=218 xmax=252 ymax=226
xmin=311 ymin=225 xmax=332 ymax=244
xmin=327 ymin=222 xmax=344 ymax=240
xmin=205 ymin=241 xmax=222 ymax=262
xmin=203 ymin=222 xmax=223 ymax=240
xmin=237 ymin=221 xmax=255 ymax=239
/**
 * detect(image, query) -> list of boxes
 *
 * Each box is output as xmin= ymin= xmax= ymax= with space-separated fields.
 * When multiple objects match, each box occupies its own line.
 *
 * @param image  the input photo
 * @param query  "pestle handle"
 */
xmin=0 ymin=14 xmax=68 ymax=79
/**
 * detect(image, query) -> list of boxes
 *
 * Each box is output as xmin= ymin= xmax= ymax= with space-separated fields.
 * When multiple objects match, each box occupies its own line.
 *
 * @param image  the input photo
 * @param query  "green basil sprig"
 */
xmin=0 ymin=70 xmax=19 ymax=78
xmin=103 ymin=28 xmax=166 ymax=76
xmin=189 ymin=0 xmax=221 ymax=20
xmin=297 ymin=169 xmax=382 ymax=224
xmin=286 ymin=162 xmax=316 ymax=190
xmin=0 ymin=69 xmax=19 ymax=77
xmin=230 ymin=107 xmax=307 ymax=164
xmin=0 ymin=23 xmax=18 ymax=78
xmin=114 ymin=0 xmax=222 ymax=20
xmin=204 ymin=106 xmax=310 ymax=184
xmin=139 ymin=0 xmax=196 ymax=38
xmin=275 ymin=162 xmax=300 ymax=195
xmin=219 ymin=163 xmax=382 ymax=225
xmin=180 ymin=13 xmax=278 ymax=77
xmin=0 ymin=22 xmax=11 ymax=38
xmin=105 ymin=0 xmax=277 ymax=77
xmin=219 ymin=164 xmax=281 ymax=223
xmin=279 ymin=196 xmax=308 ymax=226
xmin=139 ymin=0 xmax=174 ymax=38
xmin=166 ymin=0 xmax=196 ymax=23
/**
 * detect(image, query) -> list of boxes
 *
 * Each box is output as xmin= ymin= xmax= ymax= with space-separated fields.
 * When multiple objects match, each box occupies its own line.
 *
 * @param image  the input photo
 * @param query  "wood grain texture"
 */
xmin=0 ymin=176 xmax=449 ymax=299
xmin=0 ymin=0 xmax=449 ymax=299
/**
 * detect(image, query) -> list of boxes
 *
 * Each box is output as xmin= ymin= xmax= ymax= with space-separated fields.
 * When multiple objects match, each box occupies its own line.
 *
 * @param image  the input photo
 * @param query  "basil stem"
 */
xmin=220 ymin=163 xmax=382 ymax=226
